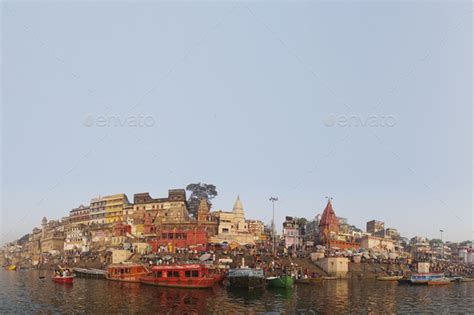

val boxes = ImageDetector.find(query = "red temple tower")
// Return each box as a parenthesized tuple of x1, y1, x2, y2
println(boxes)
(318, 198, 339, 251)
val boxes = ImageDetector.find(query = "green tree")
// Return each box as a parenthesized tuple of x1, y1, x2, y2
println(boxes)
(186, 183, 218, 217)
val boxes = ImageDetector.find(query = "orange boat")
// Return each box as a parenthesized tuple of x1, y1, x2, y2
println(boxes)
(106, 263, 151, 283)
(140, 264, 215, 289)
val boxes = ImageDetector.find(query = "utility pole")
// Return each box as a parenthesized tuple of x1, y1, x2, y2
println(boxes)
(269, 197, 279, 256)
(440, 229, 444, 259)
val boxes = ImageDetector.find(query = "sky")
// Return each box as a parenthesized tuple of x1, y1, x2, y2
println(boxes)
(1, 1, 472, 244)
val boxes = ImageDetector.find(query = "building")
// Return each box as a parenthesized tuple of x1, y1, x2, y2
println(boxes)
(367, 220, 385, 235)
(375, 227, 400, 240)
(318, 199, 340, 246)
(133, 189, 190, 225)
(247, 220, 265, 240)
(68, 204, 91, 226)
(104, 193, 131, 224)
(152, 229, 208, 252)
(360, 235, 396, 252)
(209, 196, 255, 245)
(195, 199, 218, 235)
(40, 217, 65, 253)
(283, 217, 303, 249)
(90, 196, 106, 224)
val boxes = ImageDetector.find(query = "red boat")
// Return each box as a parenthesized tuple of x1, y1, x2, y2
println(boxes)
(52, 276, 74, 284)
(140, 264, 215, 289)
(106, 263, 151, 283)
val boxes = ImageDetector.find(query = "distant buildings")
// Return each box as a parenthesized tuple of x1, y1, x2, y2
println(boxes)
(282, 217, 303, 249)
(366, 220, 385, 234)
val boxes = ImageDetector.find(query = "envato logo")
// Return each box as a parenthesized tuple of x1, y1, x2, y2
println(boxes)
(83, 113, 156, 128)
(324, 113, 397, 128)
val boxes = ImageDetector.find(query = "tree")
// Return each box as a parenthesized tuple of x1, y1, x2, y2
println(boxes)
(186, 183, 218, 217)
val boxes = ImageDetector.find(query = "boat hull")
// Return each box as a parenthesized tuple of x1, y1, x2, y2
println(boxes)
(377, 276, 403, 281)
(294, 278, 322, 284)
(267, 276, 294, 288)
(52, 276, 74, 284)
(6, 265, 16, 271)
(228, 268, 266, 289)
(140, 276, 215, 289)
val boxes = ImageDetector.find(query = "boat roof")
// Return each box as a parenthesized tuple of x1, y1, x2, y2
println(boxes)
(152, 264, 205, 271)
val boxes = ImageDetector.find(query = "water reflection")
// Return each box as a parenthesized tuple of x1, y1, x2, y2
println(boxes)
(1, 270, 474, 314)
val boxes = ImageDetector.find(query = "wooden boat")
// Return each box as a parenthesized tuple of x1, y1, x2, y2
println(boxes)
(205, 265, 226, 284)
(410, 273, 444, 285)
(267, 275, 294, 288)
(6, 265, 17, 271)
(377, 276, 403, 281)
(428, 278, 453, 286)
(140, 264, 215, 289)
(106, 263, 151, 283)
(397, 277, 412, 285)
(321, 276, 338, 280)
(73, 267, 107, 279)
(52, 275, 74, 284)
(227, 268, 265, 289)
(294, 278, 323, 284)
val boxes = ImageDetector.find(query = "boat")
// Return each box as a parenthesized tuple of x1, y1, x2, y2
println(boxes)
(227, 268, 265, 289)
(427, 278, 453, 286)
(204, 265, 226, 284)
(106, 263, 151, 283)
(294, 277, 323, 284)
(377, 276, 403, 281)
(6, 265, 17, 271)
(410, 273, 444, 285)
(266, 275, 294, 288)
(140, 264, 215, 289)
(73, 267, 107, 279)
(52, 275, 74, 284)
(397, 277, 412, 285)
(321, 276, 338, 280)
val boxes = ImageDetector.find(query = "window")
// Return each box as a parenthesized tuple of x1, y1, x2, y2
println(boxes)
(167, 271, 173, 277)
(161, 233, 167, 239)
(185, 271, 191, 277)
(191, 270, 199, 277)
(154, 271, 162, 277)
(173, 271, 180, 277)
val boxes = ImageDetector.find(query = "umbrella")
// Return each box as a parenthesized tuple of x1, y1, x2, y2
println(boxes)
(199, 253, 211, 261)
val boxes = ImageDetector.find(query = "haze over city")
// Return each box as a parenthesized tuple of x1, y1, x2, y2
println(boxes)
(1, 1, 472, 244)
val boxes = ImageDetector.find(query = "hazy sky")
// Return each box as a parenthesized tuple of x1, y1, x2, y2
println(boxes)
(1, 1, 472, 244)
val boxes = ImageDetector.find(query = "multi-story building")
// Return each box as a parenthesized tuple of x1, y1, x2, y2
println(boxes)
(283, 217, 302, 249)
(133, 189, 190, 225)
(360, 235, 397, 252)
(247, 220, 265, 240)
(104, 193, 131, 224)
(90, 196, 106, 224)
(68, 204, 91, 226)
(367, 220, 385, 235)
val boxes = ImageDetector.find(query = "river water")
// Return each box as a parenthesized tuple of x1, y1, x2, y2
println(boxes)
(1, 270, 473, 314)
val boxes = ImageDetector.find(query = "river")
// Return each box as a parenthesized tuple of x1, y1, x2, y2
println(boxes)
(1, 270, 473, 314)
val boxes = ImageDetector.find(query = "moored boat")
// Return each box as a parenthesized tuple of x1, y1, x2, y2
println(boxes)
(427, 278, 453, 286)
(106, 263, 151, 283)
(377, 276, 403, 281)
(6, 265, 17, 271)
(266, 275, 294, 288)
(73, 267, 107, 279)
(397, 277, 412, 285)
(227, 268, 265, 289)
(140, 264, 215, 289)
(410, 273, 444, 285)
(294, 278, 323, 284)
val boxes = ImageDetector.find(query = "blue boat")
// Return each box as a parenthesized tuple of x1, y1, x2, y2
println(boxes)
(410, 273, 444, 284)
